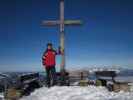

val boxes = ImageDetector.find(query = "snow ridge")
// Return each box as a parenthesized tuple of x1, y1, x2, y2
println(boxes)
(21, 86, 133, 100)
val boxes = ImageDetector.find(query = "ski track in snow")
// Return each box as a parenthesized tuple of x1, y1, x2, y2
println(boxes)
(21, 86, 133, 100)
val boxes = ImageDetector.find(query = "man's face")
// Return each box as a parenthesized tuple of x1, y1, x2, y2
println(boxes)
(47, 45, 52, 50)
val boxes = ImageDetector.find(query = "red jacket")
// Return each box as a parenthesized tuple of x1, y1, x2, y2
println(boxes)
(42, 49, 57, 67)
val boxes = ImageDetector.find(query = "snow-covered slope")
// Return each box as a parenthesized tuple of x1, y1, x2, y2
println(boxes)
(21, 86, 133, 100)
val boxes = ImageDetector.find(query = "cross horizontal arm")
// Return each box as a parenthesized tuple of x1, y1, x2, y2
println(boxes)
(41, 20, 82, 26)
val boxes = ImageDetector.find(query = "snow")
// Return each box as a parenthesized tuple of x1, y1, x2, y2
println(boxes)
(21, 86, 133, 100)
(0, 93, 4, 100)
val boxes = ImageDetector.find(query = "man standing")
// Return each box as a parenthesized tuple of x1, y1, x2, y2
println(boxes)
(42, 43, 61, 87)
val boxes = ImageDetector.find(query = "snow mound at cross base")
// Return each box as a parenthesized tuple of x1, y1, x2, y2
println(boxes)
(21, 86, 133, 100)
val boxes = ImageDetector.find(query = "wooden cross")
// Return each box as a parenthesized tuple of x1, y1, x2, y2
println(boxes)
(41, 0, 82, 73)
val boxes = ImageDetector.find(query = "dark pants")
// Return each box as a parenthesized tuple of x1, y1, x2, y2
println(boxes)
(45, 66, 57, 87)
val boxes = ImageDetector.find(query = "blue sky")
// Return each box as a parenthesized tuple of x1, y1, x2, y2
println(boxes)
(0, 0, 133, 71)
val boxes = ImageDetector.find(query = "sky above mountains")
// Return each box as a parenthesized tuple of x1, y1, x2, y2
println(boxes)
(0, 0, 133, 71)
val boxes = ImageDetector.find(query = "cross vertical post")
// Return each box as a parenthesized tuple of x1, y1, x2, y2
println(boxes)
(60, 0, 65, 72)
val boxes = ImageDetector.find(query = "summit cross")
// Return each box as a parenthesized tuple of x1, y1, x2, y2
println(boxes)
(41, 0, 82, 74)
